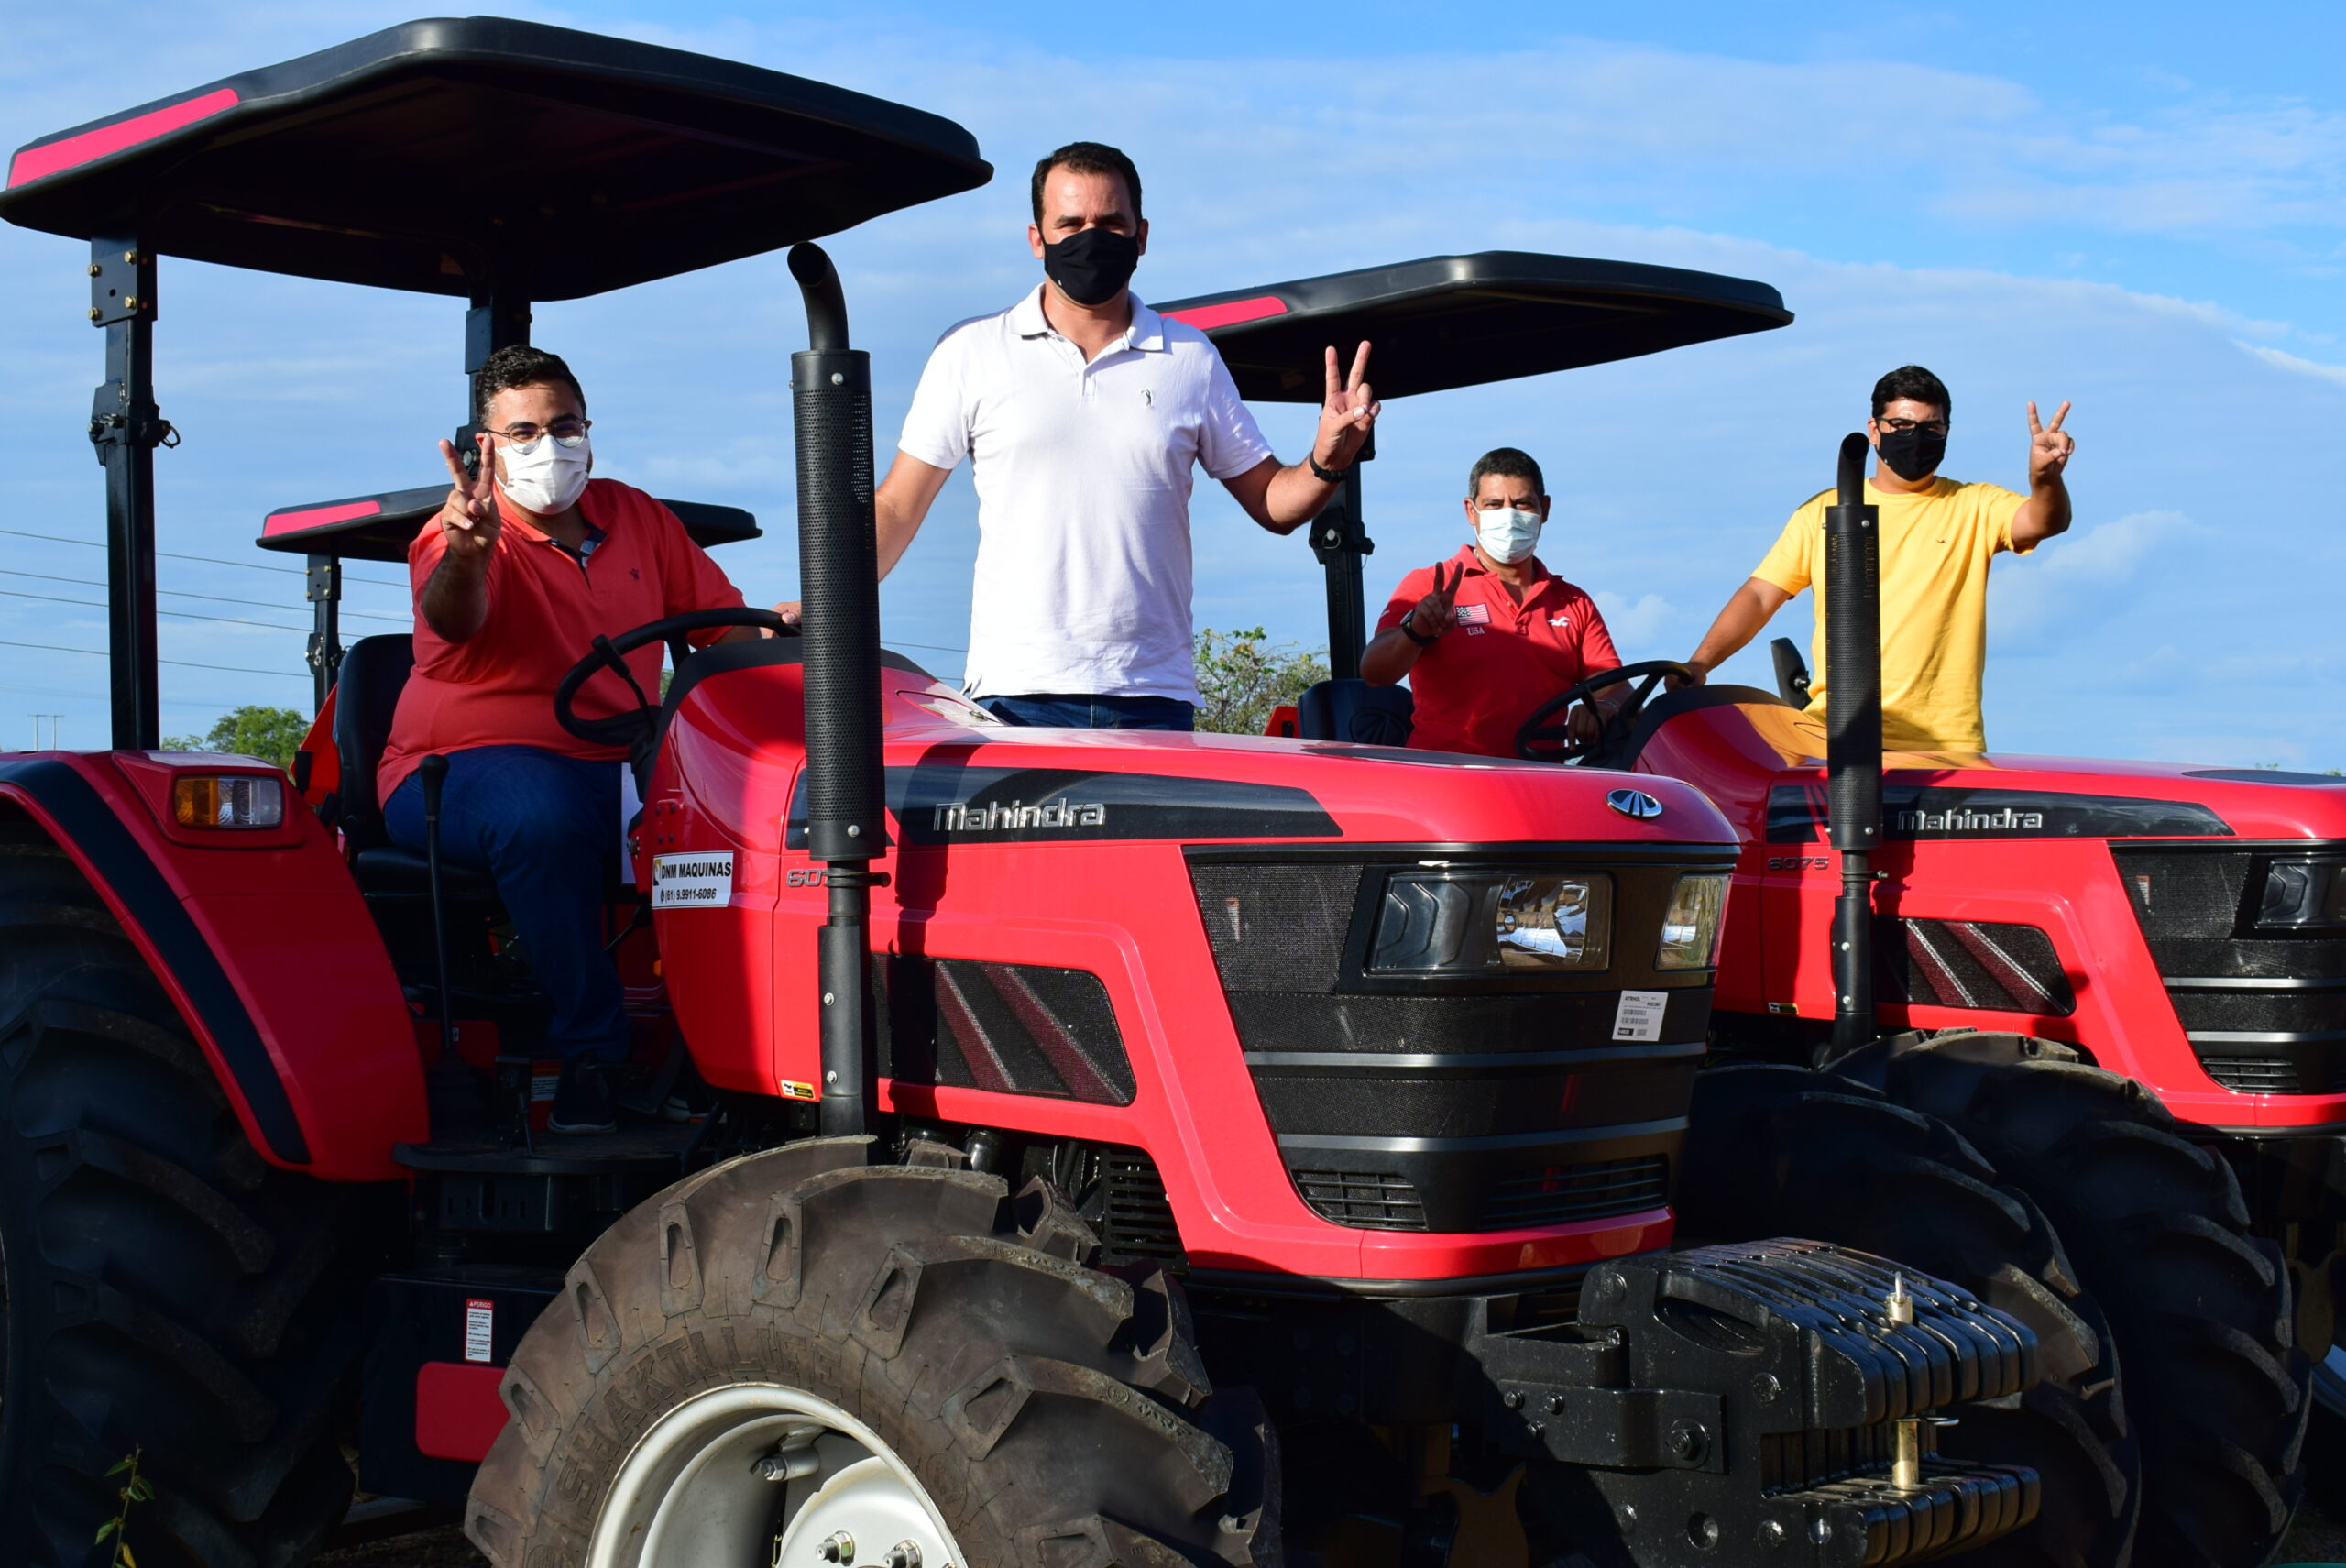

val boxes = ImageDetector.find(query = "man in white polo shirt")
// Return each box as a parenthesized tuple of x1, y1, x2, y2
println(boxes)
(870, 140, 1380, 729)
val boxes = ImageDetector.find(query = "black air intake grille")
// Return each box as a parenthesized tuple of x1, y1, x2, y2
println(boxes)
(1098, 1148, 1184, 1266)
(882, 958, 1134, 1104)
(1291, 1168, 1427, 1230)
(2111, 844, 2346, 1095)
(1878, 918, 2075, 1016)
(1479, 1155, 1670, 1229)
(2199, 1058, 2346, 1094)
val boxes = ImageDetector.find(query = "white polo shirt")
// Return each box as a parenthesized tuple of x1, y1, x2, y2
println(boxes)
(897, 284, 1275, 703)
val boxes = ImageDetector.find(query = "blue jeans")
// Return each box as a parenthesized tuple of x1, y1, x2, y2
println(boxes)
(981, 694, 1196, 731)
(386, 746, 629, 1064)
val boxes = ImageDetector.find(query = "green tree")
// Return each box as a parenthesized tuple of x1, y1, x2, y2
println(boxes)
(1193, 626, 1329, 736)
(162, 705, 309, 773)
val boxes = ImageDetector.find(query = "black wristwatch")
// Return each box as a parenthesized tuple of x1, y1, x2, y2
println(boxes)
(1308, 453, 1351, 484)
(1398, 616, 1440, 647)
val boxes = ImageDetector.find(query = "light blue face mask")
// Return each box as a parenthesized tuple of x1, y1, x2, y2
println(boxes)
(1476, 505, 1542, 565)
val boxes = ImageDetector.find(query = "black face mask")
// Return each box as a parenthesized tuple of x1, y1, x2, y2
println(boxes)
(1876, 425, 1947, 482)
(1042, 226, 1140, 307)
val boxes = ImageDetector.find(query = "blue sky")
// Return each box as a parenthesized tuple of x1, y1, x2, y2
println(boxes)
(1, 1, 2341, 764)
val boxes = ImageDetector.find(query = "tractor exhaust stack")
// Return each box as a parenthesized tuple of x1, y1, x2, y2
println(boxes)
(788, 242, 882, 1139)
(1825, 431, 1881, 1059)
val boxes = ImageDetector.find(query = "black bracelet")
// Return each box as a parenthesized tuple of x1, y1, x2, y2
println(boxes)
(1398, 617, 1440, 647)
(1309, 454, 1351, 484)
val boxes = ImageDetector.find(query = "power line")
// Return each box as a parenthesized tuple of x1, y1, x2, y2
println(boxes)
(0, 586, 317, 632)
(0, 528, 409, 588)
(0, 639, 306, 680)
(0, 566, 411, 624)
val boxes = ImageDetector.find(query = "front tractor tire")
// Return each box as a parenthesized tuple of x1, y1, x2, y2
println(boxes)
(1876, 1044, 2311, 1568)
(0, 828, 378, 1566)
(466, 1139, 1277, 1568)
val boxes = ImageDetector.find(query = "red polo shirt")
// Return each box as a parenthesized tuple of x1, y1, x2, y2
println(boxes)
(378, 478, 744, 804)
(1375, 545, 1621, 758)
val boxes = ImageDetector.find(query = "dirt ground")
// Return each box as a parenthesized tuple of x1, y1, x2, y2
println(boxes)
(315, 1503, 2346, 1566)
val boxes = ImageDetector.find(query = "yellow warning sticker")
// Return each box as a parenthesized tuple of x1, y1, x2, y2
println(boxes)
(780, 1080, 818, 1102)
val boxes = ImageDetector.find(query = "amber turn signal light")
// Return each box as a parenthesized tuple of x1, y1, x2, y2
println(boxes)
(170, 773, 286, 829)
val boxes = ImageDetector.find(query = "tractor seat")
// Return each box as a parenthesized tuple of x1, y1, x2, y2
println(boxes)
(331, 635, 500, 900)
(1297, 678, 1414, 745)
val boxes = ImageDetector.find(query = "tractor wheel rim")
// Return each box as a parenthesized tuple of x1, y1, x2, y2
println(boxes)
(590, 1383, 963, 1568)
(2317, 1344, 2346, 1417)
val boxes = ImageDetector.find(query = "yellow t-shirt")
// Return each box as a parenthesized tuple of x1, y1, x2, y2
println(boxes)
(1751, 477, 2029, 752)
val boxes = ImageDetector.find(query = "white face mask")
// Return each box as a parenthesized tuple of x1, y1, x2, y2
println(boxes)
(497, 433, 591, 515)
(1475, 505, 1542, 565)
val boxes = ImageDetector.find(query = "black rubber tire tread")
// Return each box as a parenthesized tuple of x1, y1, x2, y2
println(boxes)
(0, 825, 379, 1567)
(1672, 1063, 2140, 1568)
(466, 1139, 1277, 1568)
(1878, 1047, 2309, 1568)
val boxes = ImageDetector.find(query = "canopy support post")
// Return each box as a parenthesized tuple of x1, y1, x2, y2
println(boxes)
(305, 554, 342, 714)
(88, 235, 168, 751)
(1310, 431, 1375, 681)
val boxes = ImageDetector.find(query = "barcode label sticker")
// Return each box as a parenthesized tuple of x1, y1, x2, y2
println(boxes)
(464, 1298, 495, 1364)
(1612, 990, 1668, 1043)
(653, 852, 734, 909)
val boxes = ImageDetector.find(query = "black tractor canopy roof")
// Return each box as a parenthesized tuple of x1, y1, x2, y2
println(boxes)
(1157, 251, 1791, 401)
(0, 16, 991, 301)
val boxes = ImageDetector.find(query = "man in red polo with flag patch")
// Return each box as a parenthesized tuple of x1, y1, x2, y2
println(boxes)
(1362, 446, 1624, 757)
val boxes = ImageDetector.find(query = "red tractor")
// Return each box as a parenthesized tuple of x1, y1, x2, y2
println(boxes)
(1167, 260, 2330, 1566)
(0, 16, 2206, 1568)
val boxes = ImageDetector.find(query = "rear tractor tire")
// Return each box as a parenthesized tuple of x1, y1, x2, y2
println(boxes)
(1673, 1064, 2141, 1568)
(1872, 1042, 2310, 1568)
(0, 826, 380, 1567)
(466, 1137, 1278, 1568)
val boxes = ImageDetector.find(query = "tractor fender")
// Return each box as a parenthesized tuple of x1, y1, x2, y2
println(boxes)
(0, 752, 426, 1181)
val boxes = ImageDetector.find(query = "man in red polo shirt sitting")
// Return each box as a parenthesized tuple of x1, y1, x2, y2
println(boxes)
(378, 345, 757, 1133)
(1362, 447, 1624, 757)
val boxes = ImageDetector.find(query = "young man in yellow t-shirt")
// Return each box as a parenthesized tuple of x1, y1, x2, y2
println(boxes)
(1678, 364, 2076, 752)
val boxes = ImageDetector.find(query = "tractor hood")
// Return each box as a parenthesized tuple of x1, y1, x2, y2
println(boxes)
(655, 648, 1740, 852)
(1630, 691, 2346, 845)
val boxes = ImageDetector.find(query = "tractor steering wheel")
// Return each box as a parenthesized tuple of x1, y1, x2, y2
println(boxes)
(554, 607, 795, 761)
(1514, 660, 1695, 765)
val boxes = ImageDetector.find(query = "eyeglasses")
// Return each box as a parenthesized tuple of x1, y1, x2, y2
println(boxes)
(490, 417, 591, 449)
(1876, 417, 1948, 435)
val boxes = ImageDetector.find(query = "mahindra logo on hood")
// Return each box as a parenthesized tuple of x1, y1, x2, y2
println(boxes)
(934, 796, 1107, 832)
(1606, 788, 1664, 821)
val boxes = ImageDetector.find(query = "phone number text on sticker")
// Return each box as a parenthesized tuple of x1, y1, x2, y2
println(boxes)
(653, 852, 735, 909)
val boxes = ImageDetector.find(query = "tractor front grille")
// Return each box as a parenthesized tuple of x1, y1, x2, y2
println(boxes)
(1479, 1155, 1671, 1230)
(2112, 843, 2346, 1095)
(1189, 850, 1723, 1234)
(1291, 1168, 1427, 1230)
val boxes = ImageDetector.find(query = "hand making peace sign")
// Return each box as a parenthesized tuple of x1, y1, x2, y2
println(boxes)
(436, 433, 502, 564)
(2026, 400, 2075, 488)
(1406, 558, 1463, 641)
(1313, 341, 1381, 474)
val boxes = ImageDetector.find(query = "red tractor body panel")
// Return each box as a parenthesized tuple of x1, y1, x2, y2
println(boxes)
(0, 751, 426, 1180)
(645, 658, 1725, 1282)
(1633, 696, 2346, 1130)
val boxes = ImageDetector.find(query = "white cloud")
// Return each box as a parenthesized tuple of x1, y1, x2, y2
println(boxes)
(1591, 591, 1677, 648)
(2235, 340, 2346, 385)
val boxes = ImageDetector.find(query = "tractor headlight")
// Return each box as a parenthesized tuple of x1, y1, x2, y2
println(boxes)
(1369, 872, 1612, 974)
(171, 774, 285, 829)
(1657, 872, 1729, 970)
(2257, 858, 2346, 930)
